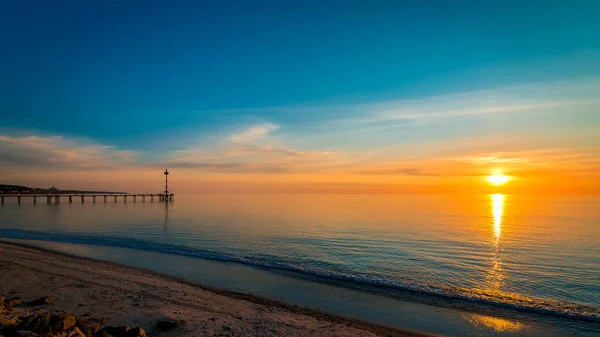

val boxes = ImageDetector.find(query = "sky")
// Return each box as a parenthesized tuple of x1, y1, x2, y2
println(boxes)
(1, 0, 599, 194)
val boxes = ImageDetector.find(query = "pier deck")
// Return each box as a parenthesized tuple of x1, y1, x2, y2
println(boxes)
(1, 193, 174, 204)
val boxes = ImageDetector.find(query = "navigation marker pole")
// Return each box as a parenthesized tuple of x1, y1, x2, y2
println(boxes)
(164, 169, 169, 203)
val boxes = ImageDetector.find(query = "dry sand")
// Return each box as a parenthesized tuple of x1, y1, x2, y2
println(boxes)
(0, 241, 430, 336)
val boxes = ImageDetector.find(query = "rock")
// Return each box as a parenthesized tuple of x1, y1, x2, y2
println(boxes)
(65, 326, 87, 337)
(124, 327, 145, 337)
(3, 297, 22, 307)
(18, 313, 51, 334)
(75, 317, 104, 335)
(0, 304, 13, 315)
(156, 319, 186, 330)
(93, 326, 144, 337)
(94, 326, 129, 337)
(49, 314, 77, 333)
(0, 315, 21, 329)
(29, 297, 54, 306)
(0, 298, 12, 315)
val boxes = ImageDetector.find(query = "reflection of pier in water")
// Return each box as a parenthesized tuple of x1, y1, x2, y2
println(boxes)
(163, 200, 171, 232)
(1, 193, 174, 205)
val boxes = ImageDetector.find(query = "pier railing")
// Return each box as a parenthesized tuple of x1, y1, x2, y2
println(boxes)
(0, 193, 174, 205)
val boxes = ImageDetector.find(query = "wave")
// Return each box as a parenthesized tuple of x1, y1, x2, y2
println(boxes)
(1, 229, 599, 323)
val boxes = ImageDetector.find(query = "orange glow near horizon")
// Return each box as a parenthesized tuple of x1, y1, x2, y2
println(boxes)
(3, 156, 600, 194)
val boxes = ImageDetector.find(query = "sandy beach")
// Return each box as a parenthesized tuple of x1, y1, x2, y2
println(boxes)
(0, 241, 429, 336)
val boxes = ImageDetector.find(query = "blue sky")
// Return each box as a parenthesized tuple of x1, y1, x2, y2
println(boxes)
(1, 1, 599, 192)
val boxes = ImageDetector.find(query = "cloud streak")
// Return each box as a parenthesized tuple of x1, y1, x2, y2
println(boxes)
(0, 135, 135, 169)
(231, 122, 279, 143)
(161, 123, 335, 173)
(208, 78, 600, 135)
(2, 77, 599, 193)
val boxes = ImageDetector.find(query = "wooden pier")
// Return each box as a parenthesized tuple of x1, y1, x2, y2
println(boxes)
(2, 169, 175, 205)
(1, 193, 174, 205)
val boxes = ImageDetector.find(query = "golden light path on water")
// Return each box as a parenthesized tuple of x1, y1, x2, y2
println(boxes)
(492, 194, 505, 241)
(465, 194, 527, 333)
(465, 313, 525, 333)
(486, 194, 506, 290)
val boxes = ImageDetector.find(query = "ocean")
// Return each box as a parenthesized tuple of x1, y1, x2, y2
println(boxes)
(1, 194, 599, 336)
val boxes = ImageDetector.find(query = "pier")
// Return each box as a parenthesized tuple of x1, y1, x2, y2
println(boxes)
(1, 169, 174, 205)
(1, 193, 174, 205)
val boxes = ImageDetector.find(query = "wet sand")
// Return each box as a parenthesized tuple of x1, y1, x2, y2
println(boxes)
(0, 241, 430, 336)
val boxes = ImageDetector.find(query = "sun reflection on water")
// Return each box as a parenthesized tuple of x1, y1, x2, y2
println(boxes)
(492, 194, 504, 241)
(486, 194, 506, 290)
(465, 313, 526, 333)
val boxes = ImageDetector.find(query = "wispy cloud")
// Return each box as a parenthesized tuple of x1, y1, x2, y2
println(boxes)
(0, 135, 135, 169)
(163, 123, 335, 173)
(2, 77, 600, 193)
(351, 99, 597, 125)
(207, 78, 600, 136)
(231, 122, 279, 143)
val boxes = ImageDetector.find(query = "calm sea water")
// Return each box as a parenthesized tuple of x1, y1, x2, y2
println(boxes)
(1, 194, 599, 333)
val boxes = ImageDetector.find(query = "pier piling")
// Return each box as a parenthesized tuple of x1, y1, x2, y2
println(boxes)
(2, 170, 173, 206)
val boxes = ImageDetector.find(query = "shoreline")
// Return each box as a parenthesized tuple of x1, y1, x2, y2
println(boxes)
(0, 240, 430, 336)
(2, 230, 597, 325)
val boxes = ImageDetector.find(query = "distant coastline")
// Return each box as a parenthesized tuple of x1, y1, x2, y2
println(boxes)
(0, 184, 125, 195)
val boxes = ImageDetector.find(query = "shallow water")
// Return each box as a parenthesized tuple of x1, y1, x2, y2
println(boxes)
(1, 194, 599, 335)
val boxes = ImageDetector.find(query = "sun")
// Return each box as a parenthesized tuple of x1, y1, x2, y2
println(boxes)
(487, 172, 510, 186)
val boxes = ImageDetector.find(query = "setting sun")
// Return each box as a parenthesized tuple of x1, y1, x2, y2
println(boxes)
(487, 172, 510, 186)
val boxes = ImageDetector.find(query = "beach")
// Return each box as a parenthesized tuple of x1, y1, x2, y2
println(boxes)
(0, 241, 428, 336)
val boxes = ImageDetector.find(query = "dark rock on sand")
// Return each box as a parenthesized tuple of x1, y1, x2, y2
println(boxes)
(65, 326, 87, 337)
(125, 327, 146, 337)
(1, 292, 148, 337)
(8, 313, 76, 336)
(3, 298, 22, 307)
(49, 314, 77, 333)
(0, 315, 21, 329)
(0, 304, 13, 315)
(0, 297, 13, 315)
(28, 297, 54, 306)
(76, 317, 105, 336)
(94, 326, 146, 337)
(156, 319, 186, 330)
(17, 313, 52, 333)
